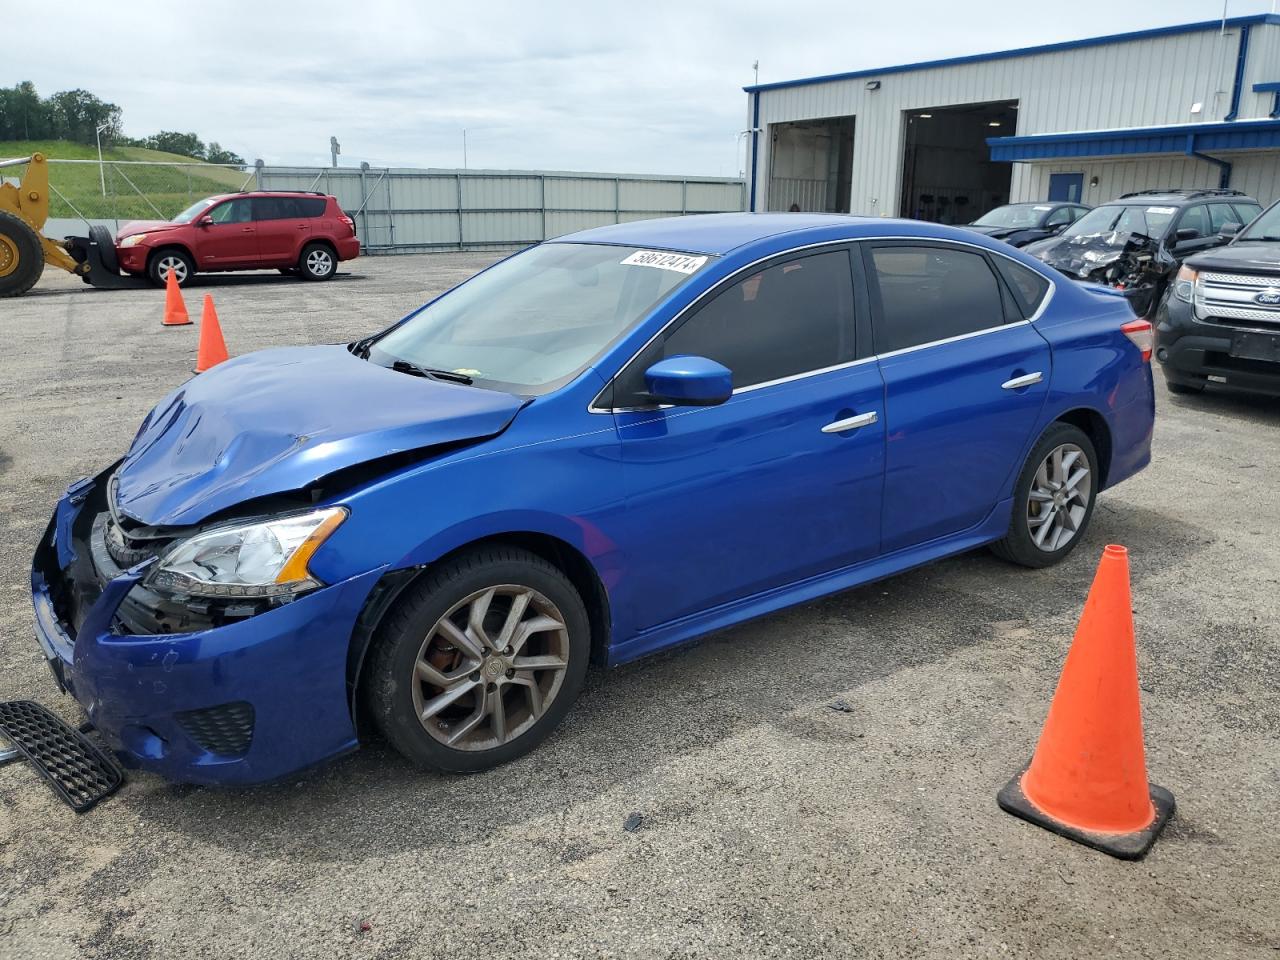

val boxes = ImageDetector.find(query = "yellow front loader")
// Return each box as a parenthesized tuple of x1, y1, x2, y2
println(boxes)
(0, 153, 95, 296)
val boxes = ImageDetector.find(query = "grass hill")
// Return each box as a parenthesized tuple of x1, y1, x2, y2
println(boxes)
(1, 139, 251, 220)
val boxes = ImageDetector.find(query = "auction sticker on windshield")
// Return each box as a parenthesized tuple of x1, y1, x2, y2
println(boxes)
(621, 250, 708, 274)
(1146, 207, 1177, 215)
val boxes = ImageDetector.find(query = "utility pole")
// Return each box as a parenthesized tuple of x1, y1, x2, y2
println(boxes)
(753, 60, 759, 87)
(330, 136, 341, 168)
(462, 129, 468, 170)
(95, 122, 111, 197)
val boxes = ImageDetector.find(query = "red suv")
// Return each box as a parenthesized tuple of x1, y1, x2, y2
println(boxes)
(114, 192, 360, 286)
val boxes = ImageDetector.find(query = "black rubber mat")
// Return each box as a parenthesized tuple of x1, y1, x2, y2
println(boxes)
(0, 701, 123, 812)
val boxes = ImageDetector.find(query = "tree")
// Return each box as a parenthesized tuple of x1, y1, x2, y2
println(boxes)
(0, 81, 52, 140)
(205, 142, 246, 166)
(141, 131, 207, 160)
(48, 89, 123, 145)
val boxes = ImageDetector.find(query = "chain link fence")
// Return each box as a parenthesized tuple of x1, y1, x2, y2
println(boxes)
(26, 158, 745, 251)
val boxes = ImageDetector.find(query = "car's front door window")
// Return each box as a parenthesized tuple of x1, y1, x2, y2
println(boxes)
(614, 249, 855, 404)
(208, 199, 253, 224)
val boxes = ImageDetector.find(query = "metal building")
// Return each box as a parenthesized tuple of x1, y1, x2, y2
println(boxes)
(744, 14, 1280, 221)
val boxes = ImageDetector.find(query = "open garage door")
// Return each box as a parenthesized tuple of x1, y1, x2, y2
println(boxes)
(767, 116, 855, 213)
(900, 101, 1017, 223)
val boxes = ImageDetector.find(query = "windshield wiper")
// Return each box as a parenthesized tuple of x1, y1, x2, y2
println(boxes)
(390, 359, 474, 385)
(350, 335, 378, 359)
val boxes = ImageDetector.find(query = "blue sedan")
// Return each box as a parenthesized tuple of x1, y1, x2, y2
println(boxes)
(31, 214, 1155, 784)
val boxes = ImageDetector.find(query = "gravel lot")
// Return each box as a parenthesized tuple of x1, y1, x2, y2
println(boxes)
(1, 256, 1278, 959)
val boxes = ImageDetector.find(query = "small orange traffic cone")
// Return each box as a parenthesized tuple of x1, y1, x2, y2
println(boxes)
(161, 269, 191, 326)
(193, 295, 229, 373)
(998, 544, 1174, 859)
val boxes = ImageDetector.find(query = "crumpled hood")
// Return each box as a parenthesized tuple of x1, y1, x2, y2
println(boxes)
(116, 219, 178, 239)
(1187, 242, 1280, 273)
(1030, 231, 1156, 281)
(114, 345, 526, 527)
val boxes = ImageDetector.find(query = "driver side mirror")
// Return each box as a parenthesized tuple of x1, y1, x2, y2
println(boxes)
(196, 215, 213, 228)
(643, 355, 733, 407)
(1218, 221, 1242, 239)
(1174, 227, 1200, 243)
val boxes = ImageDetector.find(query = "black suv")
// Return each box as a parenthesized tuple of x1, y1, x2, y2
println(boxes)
(1155, 198, 1280, 397)
(1025, 188, 1264, 318)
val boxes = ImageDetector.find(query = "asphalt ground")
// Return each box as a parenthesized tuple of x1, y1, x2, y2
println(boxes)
(1, 256, 1278, 959)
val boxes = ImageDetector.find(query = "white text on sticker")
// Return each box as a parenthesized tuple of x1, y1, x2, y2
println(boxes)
(621, 250, 708, 274)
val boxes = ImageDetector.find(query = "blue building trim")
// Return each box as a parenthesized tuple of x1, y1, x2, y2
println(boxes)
(1224, 23, 1252, 120)
(1253, 81, 1280, 118)
(748, 93, 760, 212)
(743, 15, 1280, 94)
(987, 119, 1280, 161)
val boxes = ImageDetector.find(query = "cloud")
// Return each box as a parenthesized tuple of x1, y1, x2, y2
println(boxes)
(6, 0, 1268, 177)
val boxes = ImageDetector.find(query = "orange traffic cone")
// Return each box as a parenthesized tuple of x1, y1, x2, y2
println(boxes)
(998, 544, 1174, 859)
(193, 295, 229, 373)
(161, 269, 191, 326)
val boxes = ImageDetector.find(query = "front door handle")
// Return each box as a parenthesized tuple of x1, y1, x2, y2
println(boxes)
(1001, 372, 1043, 390)
(822, 411, 878, 434)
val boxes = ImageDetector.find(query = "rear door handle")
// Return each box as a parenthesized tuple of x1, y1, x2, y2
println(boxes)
(1001, 372, 1043, 390)
(822, 411, 878, 434)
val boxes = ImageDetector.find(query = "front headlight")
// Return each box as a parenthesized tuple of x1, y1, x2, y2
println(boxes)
(119, 234, 148, 247)
(146, 507, 347, 598)
(1173, 264, 1198, 303)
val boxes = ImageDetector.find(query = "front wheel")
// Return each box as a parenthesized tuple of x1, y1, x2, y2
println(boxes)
(990, 423, 1098, 568)
(365, 546, 590, 773)
(148, 248, 194, 287)
(298, 243, 336, 281)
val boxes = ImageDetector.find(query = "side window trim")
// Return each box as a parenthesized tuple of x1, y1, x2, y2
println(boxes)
(590, 237, 1056, 413)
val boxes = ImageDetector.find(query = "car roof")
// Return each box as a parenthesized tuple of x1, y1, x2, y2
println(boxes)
(1104, 192, 1259, 206)
(203, 191, 331, 202)
(555, 212, 989, 256)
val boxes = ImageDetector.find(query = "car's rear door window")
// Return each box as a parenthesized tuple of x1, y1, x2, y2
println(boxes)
(253, 197, 301, 220)
(866, 244, 1007, 354)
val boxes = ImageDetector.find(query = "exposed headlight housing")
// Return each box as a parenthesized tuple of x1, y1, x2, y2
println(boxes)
(119, 234, 149, 248)
(146, 507, 347, 598)
(1173, 264, 1198, 303)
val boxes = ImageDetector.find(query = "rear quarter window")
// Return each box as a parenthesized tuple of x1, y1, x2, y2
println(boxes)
(297, 197, 327, 217)
(994, 258, 1052, 317)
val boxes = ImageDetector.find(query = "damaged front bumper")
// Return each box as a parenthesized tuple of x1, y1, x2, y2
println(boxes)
(30, 469, 384, 786)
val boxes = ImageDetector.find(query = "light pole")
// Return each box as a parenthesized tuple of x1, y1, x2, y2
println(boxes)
(95, 122, 111, 197)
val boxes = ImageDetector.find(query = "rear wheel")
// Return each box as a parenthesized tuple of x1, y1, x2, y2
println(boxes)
(0, 210, 44, 298)
(365, 546, 590, 773)
(298, 242, 336, 281)
(990, 423, 1098, 568)
(148, 248, 194, 287)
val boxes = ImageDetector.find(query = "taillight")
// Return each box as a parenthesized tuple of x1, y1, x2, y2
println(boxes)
(340, 215, 356, 236)
(1121, 318, 1153, 362)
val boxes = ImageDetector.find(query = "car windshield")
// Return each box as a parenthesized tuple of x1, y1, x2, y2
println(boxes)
(1235, 201, 1280, 241)
(1060, 203, 1175, 243)
(172, 198, 217, 223)
(973, 204, 1048, 228)
(368, 243, 712, 394)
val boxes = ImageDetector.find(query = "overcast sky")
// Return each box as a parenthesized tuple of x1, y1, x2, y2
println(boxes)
(8, 0, 1275, 175)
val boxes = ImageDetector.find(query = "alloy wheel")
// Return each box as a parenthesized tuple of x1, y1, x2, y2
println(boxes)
(410, 585, 570, 751)
(1027, 442, 1092, 552)
(306, 249, 333, 276)
(157, 254, 188, 283)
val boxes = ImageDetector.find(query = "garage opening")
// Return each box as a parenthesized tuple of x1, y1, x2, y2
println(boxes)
(899, 101, 1018, 223)
(766, 116, 855, 213)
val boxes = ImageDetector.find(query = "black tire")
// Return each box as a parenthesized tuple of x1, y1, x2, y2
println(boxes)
(990, 422, 1099, 569)
(147, 247, 194, 287)
(365, 545, 590, 773)
(88, 224, 119, 275)
(0, 210, 44, 298)
(298, 242, 337, 281)
(1164, 376, 1205, 395)
(277, 267, 298, 276)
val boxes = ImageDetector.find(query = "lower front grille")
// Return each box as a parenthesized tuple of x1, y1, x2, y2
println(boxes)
(175, 702, 255, 757)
